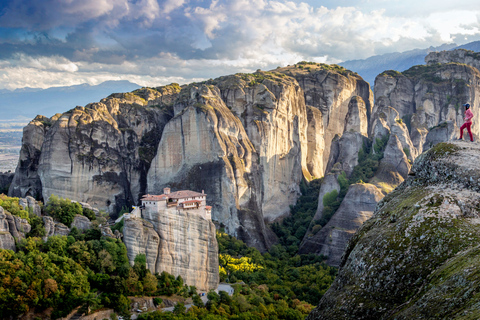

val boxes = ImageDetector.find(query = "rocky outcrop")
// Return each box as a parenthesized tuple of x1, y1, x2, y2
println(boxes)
(299, 183, 383, 266)
(373, 134, 411, 186)
(43, 216, 71, 240)
(0, 207, 16, 251)
(278, 63, 373, 168)
(306, 106, 325, 178)
(8, 63, 376, 250)
(325, 132, 368, 178)
(19, 196, 42, 217)
(425, 48, 480, 72)
(0, 206, 32, 251)
(9, 115, 55, 199)
(71, 215, 92, 231)
(307, 141, 480, 319)
(123, 207, 219, 291)
(10, 86, 178, 213)
(423, 121, 458, 150)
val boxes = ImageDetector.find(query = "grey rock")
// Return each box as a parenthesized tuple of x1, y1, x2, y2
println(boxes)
(71, 215, 92, 231)
(325, 132, 368, 178)
(374, 134, 411, 187)
(0, 207, 16, 251)
(54, 223, 70, 236)
(301, 183, 383, 266)
(124, 204, 220, 291)
(344, 96, 368, 136)
(19, 196, 42, 217)
(423, 121, 458, 150)
(43, 216, 55, 240)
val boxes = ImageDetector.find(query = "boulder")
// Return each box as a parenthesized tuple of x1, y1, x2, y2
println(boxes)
(71, 215, 92, 231)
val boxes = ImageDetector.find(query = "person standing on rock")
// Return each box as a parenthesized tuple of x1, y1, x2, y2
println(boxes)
(459, 103, 474, 142)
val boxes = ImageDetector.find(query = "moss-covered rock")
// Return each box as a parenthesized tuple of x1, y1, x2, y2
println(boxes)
(307, 140, 480, 319)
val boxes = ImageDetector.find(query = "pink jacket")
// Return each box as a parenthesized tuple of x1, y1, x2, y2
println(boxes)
(465, 109, 474, 123)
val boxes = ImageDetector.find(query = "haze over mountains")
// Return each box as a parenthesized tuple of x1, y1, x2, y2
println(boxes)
(0, 80, 141, 121)
(340, 41, 480, 86)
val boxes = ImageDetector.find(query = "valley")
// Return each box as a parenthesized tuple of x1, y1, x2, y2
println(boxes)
(2, 47, 480, 319)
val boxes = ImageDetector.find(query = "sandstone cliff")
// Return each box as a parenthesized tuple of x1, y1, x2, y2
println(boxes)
(10, 64, 373, 251)
(9, 86, 178, 213)
(123, 208, 219, 291)
(307, 141, 480, 319)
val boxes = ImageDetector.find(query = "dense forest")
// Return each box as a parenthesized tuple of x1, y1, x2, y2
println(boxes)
(0, 182, 337, 320)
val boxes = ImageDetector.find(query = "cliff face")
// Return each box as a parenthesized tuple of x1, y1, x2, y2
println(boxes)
(374, 62, 480, 155)
(277, 64, 373, 171)
(10, 64, 371, 251)
(425, 48, 480, 71)
(10, 86, 178, 213)
(307, 141, 480, 319)
(123, 208, 219, 291)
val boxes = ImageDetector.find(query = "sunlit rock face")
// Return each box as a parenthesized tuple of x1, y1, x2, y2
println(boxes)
(123, 206, 219, 291)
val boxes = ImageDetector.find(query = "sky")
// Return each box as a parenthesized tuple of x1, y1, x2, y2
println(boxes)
(0, 0, 479, 90)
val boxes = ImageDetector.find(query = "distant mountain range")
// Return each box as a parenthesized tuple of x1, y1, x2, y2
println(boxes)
(339, 41, 480, 87)
(0, 80, 141, 121)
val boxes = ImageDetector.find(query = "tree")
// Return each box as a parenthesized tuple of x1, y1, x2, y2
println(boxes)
(142, 271, 158, 294)
(193, 294, 204, 308)
(173, 302, 186, 315)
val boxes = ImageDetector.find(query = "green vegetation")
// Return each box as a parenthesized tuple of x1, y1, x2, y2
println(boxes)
(137, 232, 336, 320)
(0, 195, 198, 319)
(45, 195, 83, 227)
(272, 179, 322, 252)
(0, 194, 30, 221)
(349, 134, 389, 185)
(379, 70, 403, 77)
(294, 62, 353, 76)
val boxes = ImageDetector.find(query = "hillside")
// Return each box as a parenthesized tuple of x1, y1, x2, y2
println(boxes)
(307, 141, 480, 319)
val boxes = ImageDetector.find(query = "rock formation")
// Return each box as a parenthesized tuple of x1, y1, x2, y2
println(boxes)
(123, 206, 219, 291)
(299, 183, 383, 266)
(43, 216, 72, 240)
(0, 207, 16, 251)
(9, 56, 478, 254)
(374, 61, 480, 155)
(19, 196, 42, 217)
(425, 48, 480, 72)
(71, 215, 92, 231)
(10, 86, 178, 214)
(307, 141, 480, 319)
(0, 206, 31, 251)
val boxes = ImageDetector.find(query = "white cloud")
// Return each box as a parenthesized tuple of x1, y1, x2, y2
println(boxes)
(1, 0, 480, 90)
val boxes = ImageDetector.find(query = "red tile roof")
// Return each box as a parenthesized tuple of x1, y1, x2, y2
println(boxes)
(141, 190, 206, 202)
(205, 206, 212, 209)
(167, 190, 206, 199)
